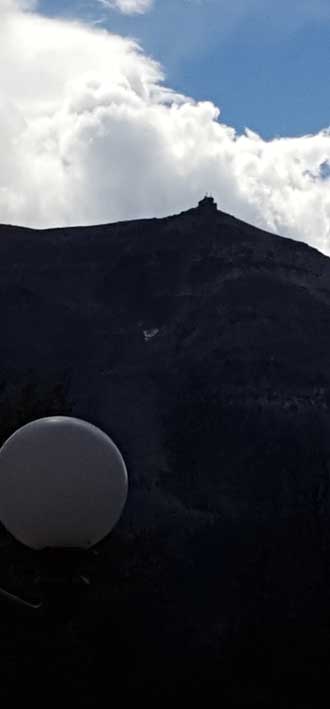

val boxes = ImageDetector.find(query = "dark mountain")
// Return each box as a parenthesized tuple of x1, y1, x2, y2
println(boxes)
(1, 197, 330, 705)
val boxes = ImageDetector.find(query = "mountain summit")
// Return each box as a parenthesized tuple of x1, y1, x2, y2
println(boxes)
(0, 203, 330, 704)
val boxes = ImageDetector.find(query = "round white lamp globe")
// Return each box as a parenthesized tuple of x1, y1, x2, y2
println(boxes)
(0, 416, 128, 550)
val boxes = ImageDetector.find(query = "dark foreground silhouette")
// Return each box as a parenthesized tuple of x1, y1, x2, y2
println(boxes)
(0, 200, 330, 705)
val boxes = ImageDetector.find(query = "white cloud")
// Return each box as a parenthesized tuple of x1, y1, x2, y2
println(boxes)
(97, 0, 153, 15)
(0, 1, 330, 255)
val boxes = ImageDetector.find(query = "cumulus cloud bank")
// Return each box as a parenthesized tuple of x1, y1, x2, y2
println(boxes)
(0, 1, 330, 253)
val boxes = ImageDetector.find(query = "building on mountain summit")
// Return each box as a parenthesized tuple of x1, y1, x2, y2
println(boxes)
(197, 195, 218, 212)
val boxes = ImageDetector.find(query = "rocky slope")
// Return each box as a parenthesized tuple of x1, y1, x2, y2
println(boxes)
(0, 200, 330, 704)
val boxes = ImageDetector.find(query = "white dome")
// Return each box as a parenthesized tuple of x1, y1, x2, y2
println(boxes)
(0, 416, 128, 550)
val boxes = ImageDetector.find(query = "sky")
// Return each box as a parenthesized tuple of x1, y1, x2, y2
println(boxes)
(0, 0, 330, 253)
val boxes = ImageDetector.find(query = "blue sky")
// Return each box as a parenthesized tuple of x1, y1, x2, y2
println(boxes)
(40, 0, 330, 139)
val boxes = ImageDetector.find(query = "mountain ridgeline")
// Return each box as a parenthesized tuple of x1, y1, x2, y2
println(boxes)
(1, 198, 330, 704)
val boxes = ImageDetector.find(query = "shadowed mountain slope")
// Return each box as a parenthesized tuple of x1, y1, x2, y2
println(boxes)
(0, 201, 330, 704)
